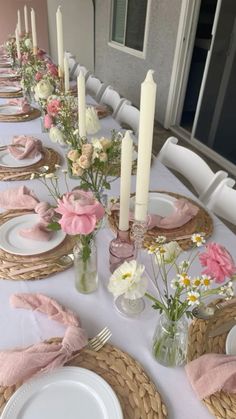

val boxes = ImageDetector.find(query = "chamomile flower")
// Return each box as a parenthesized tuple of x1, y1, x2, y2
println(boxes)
(187, 291, 200, 306)
(45, 173, 55, 179)
(191, 233, 206, 247)
(219, 281, 234, 299)
(30, 173, 35, 180)
(201, 275, 212, 290)
(178, 273, 192, 288)
(171, 278, 180, 289)
(178, 260, 190, 273)
(155, 236, 166, 244)
(192, 276, 201, 288)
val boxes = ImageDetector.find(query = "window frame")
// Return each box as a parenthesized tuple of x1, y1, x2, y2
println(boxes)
(108, 0, 151, 59)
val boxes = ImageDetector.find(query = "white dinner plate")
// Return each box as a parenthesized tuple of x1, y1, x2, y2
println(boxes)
(0, 105, 24, 115)
(0, 85, 21, 93)
(1, 367, 123, 419)
(0, 148, 42, 168)
(0, 214, 66, 256)
(225, 325, 236, 355)
(0, 71, 17, 78)
(130, 192, 177, 217)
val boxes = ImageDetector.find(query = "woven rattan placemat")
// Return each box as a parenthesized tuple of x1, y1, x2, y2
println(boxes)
(0, 90, 23, 98)
(0, 107, 41, 122)
(108, 191, 213, 251)
(187, 298, 236, 418)
(0, 147, 61, 181)
(0, 341, 168, 418)
(0, 210, 77, 280)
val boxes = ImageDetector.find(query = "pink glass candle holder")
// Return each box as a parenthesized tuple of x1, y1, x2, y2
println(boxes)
(109, 229, 135, 273)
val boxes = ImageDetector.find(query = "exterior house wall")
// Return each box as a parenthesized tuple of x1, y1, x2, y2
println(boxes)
(95, 0, 182, 124)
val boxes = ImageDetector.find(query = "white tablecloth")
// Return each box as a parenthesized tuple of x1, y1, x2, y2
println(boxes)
(0, 97, 235, 419)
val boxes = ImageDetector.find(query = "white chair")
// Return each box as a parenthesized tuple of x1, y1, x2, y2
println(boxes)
(158, 137, 228, 204)
(99, 86, 129, 117)
(115, 102, 139, 135)
(72, 64, 91, 81)
(64, 52, 77, 78)
(206, 178, 236, 224)
(85, 75, 108, 102)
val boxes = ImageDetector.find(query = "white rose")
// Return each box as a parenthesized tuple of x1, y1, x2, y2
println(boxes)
(49, 127, 65, 145)
(24, 38, 32, 49)
(85, 107, 101, 135)
(156, 241, 182, 265)
(35, 80, 53, 100)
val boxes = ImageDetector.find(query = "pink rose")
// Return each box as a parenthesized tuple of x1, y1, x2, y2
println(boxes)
(44, 114, 53, 129)
(55, 190, 105, 235)
(199, 243, 236, 283)
(47, 63, 58, 77)
(35, 72, 43, 82)
(47, 99, 61, 116)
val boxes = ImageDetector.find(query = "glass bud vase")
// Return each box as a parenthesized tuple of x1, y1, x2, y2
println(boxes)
(73, 240, 98, 294)
(115, 294, 145, 316)
(152, 313, 188, 367)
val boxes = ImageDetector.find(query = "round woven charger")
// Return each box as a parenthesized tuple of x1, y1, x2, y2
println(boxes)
(0, 107, 41, 122)
(108, 191, 213, 251)
(0, 90, 23, 98)
(0, 210, 77, 280)
(187, 298, 236, 418)
(0, 147, 61, 181)
(0, 341, 168, 418)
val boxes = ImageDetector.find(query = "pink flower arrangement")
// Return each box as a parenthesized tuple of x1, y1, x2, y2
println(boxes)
(199, 242, 236, 283)
(55, 190, 105, 235)
(44, 114, 53, 129)
(46, 63, 58, 77)
(35, 71, 43, 82)
(47, 99, 61, 116)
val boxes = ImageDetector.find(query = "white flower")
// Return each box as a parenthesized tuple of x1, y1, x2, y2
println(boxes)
(178, 260, 190, 273)
(171, 278, 179, 289)
(92, 138, 103, 151)
(192, 276, 201, 288)
(187, 291, 200, 306)
(108, 260, 148, 300)
(35, 79, 53, 100)
(155, 236, 166, 244)
(219, 281, 234, 299)
(49, 127, 65, 145)
(178, 273, 192, 288)
(155, 241, 182, 265)
(191, 233, 206, 247)
(30, 173, 35, 180)
(24, 38, 32, 49)
(45, 173, 55, 179)
(86, 107, 101, 135)
(201, 275, 212, 290)
(54, 164, 61, 169)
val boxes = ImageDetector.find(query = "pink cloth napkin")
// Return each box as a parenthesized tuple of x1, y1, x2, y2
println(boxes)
(95, 104, 112, 119)
(0, 80, 21, 87)
(112, 198, 199, 230)
(185, 353, 236, 399)
(7, 135, 43, 160)
(0, 293, 88, 386)
(7, 98, 31, 113)
(0, 186, 54, 241)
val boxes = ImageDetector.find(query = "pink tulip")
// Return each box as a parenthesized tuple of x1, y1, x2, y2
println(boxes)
(47, 99, 61, 116)
(44, 114, 53, 129)
(199, 243, 236, 283)
(55, 190, 105, 235)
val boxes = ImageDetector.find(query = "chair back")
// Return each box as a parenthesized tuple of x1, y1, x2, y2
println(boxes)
(99, 86, 127, 117)
(158, 137, 228, 203)
(86, 75, 108, 102)
(115, 102, 139, 135)
(206, 178, 236, 224)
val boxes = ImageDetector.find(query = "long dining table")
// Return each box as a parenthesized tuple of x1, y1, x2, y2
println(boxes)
(0, 96, 235, 419)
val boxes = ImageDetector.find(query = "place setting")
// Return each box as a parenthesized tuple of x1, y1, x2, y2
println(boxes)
(0, 81, 23, 98)
(0, 135, 61, 181)
(0, 99, 41, 122)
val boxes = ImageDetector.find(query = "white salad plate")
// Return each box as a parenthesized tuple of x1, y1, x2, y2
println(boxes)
(1, 367, 123, 419)
(0, 214, 66, 256)
(130, 192, 177, 217)
(0, 149, 42, 168)
(225, 325, 236, 355)
(0, 85, 21, 93)
(0, 105, 24, 115)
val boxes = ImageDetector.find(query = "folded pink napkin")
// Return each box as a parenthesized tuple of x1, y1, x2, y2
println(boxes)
(95, 104, 112, 119)
(0, 293, 88, 386)
(7, 98, 31, 113)
(112, 198, 199, 230)
(7, 135, 43, 160)
(0, 80, 21, 88)
(185, 353, 236, 399)
(0, 186, 54, 241)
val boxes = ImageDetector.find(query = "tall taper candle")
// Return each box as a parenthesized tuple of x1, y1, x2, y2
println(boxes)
(135, 70, 157, 222)
(15, 26, 21, 60)
(17, 10, 22, 36)
(77, 72, 86, 138)
(119, 131, 133, 231)
(24, 5, 29, 34)
(56, 6, 64, 77)
(30, 8, 37, 55)
(64, 55, 69, 93)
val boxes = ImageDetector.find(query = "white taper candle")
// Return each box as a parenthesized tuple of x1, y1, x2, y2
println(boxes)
(56, 6, 64, 77)
(135, 70, 157, 222)
(77, 71, 86, 138)
(17, 10, 22, 36)
(24, 5, 29, 34)
(119, 131, 133, 231)
(30, 8, 37, 54)
(64, 55, 70, 93)
(15, 26, 21, 60)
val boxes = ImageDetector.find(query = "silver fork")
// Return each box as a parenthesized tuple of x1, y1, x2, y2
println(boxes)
(88, 327, 112, 351)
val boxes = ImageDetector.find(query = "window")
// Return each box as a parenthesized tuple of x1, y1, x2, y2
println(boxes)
(110, 0, 150, 57)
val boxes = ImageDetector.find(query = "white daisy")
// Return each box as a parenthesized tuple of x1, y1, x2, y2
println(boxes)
(178, 273, 192, 288)
(191, 233, 206, 247)
(187, 291, 200, 306)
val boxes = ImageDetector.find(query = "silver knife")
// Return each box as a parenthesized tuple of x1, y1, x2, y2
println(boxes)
(208, 317, 236, 337)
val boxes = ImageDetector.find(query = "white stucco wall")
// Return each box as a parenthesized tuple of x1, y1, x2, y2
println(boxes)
(47, 0, 94, 71)
(94, 0, 182, 124)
